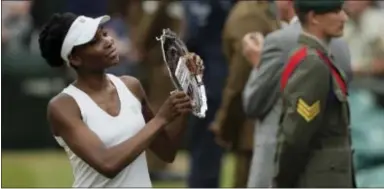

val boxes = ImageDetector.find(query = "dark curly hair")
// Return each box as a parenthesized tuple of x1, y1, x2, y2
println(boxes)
(38, 12, 78, 67)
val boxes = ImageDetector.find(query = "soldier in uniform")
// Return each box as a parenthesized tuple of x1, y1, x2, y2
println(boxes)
(272, 0, 355, 187)
(209, 1, 280, 187)
(135, 0, 185, 180)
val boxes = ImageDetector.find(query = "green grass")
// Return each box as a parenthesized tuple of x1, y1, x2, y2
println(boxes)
(2, 150, 235, 188)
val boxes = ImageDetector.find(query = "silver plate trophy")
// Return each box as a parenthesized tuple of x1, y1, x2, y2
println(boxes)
(157, 28, 207, 118)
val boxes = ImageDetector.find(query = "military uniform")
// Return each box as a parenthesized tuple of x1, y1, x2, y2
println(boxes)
(273, 1, 354, 187)
(135, 0, 184, 174)
(274, 32, 354, 188)
(218, 1, 280, 187)
(136, 0, 183, 111)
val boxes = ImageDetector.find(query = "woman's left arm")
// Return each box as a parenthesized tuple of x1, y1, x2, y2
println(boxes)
(120, 76, 189, 163)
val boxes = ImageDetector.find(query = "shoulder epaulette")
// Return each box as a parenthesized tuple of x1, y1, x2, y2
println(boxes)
(280, 47, 347, 95)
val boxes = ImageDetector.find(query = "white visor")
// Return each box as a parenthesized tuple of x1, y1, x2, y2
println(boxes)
(60, 15, 110, 64)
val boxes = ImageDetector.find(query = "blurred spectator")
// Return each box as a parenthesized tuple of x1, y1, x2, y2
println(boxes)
(64, 0, 107, 18)
(182, 0, 235, 187)
(275, 0, 296, 28)
(28, 0, 64, 54)
(343, 0, 384, 187)
(379, 1, 384, 9)
(134, 0, 186, 181)
(103, 0, 143, 77)
(2, 1, 70, 150)
(29, 0, 73, 82)
(210, 1, 280, 187)
(30, 0, 65, 30)
(2, 1, 33, 52)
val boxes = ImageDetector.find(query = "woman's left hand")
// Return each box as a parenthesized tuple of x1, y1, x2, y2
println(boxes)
(184, 52, 204, 76)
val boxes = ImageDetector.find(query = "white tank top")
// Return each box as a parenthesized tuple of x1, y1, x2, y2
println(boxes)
(54, 74, 152, 187)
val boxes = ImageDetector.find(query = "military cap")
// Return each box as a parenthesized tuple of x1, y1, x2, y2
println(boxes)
(294, 0, 344, 14)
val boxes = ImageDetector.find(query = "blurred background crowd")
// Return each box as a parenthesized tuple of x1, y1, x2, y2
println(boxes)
(2, 0, 384, 187)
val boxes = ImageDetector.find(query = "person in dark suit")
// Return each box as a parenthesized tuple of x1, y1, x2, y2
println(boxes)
(210, 1, 280, 187)
(181, 0, 235, 187)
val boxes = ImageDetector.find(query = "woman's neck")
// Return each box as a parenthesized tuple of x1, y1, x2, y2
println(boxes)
(75, 72, 109, 92)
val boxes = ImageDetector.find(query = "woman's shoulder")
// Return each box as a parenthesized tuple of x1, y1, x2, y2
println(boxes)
(48, 92, 81, 117)
(118, 75, 145, 102)
(48, 92, 82, 135)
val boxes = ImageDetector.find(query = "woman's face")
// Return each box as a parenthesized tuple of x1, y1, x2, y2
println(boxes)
(70, 27, 119, 71)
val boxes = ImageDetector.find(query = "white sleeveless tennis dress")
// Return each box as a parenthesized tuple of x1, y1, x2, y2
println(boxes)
(54, 74, 152, 187)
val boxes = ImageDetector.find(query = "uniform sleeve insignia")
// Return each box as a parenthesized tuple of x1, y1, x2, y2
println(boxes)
(296, 98, 320, 122)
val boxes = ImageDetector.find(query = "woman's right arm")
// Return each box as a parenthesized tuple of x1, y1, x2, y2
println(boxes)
(47, 94, 168, 179)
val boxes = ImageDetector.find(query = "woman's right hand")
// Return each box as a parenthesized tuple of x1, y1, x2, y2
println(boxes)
(155, 91, 192, 124)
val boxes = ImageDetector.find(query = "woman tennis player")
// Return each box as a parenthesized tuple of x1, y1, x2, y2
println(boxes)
(38, 12, 197, 187)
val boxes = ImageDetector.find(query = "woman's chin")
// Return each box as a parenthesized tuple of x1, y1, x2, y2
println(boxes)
(109, 56, 120, 66)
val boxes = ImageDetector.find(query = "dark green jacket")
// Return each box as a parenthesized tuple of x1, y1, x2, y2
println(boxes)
(273, 33, 354, 188)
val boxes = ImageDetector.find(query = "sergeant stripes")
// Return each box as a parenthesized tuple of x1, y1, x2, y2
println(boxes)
(296, 98, 320, 122)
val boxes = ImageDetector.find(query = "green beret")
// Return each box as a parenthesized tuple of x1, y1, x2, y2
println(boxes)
(294, 0, 344, 14)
